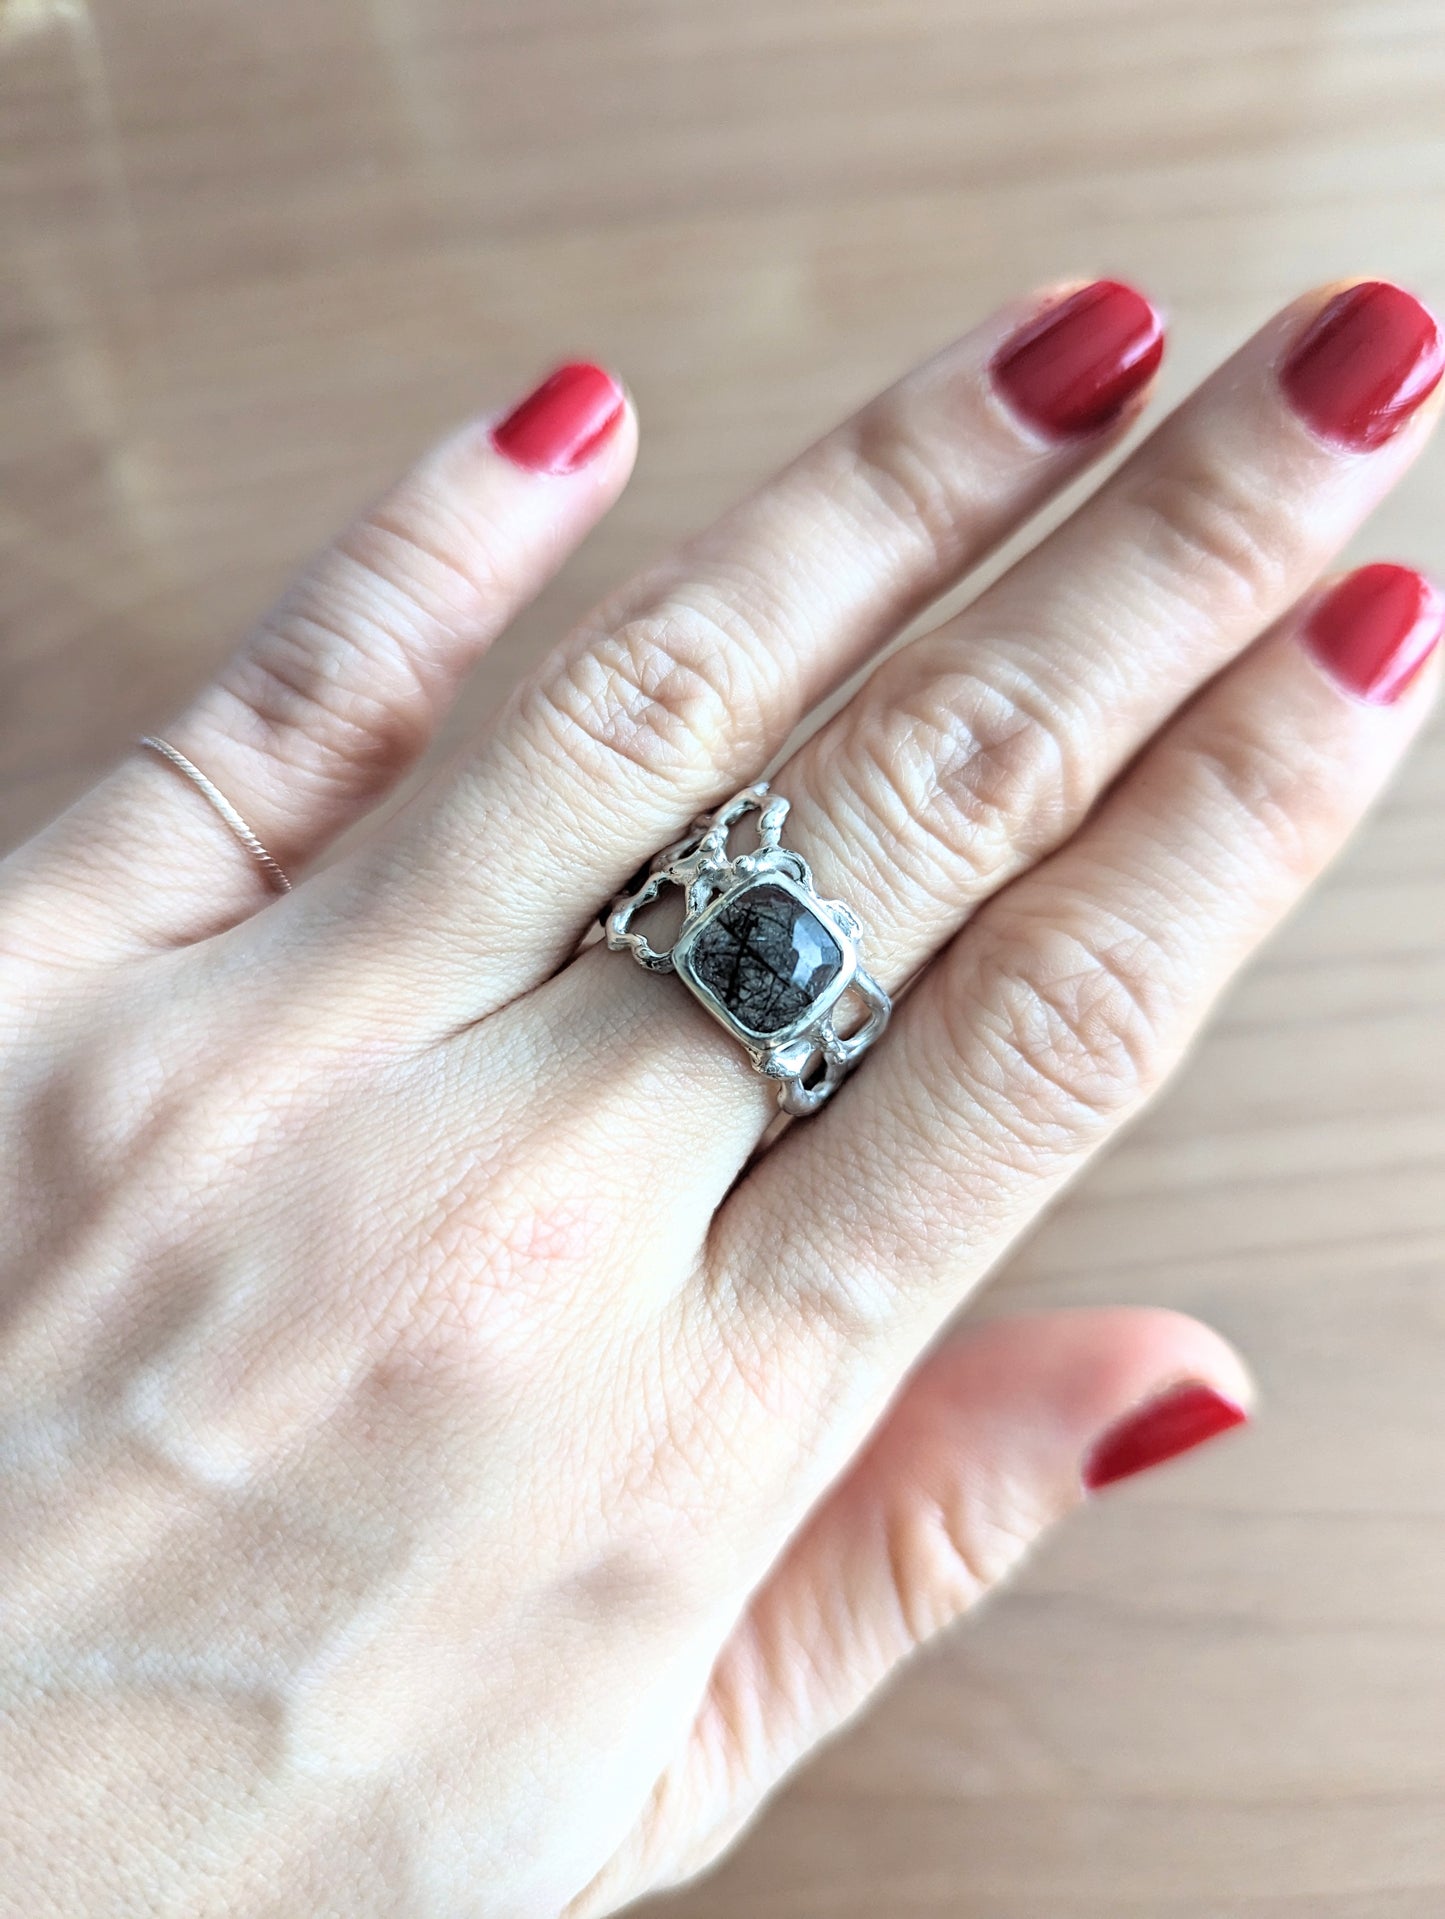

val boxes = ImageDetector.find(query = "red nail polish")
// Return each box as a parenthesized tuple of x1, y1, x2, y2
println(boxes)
(491, 362, 626, 475)
(1302, 562, 1445, 706)
(991, 280, 1165, 440)
(1279, 282, 1444, 451)
(1083, 1382, 1248, 1493)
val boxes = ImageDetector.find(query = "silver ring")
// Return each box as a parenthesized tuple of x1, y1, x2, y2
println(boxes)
(605, 782, 890, 1116)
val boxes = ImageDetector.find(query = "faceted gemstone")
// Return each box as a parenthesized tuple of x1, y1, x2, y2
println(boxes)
(687, 882, 842, 1037)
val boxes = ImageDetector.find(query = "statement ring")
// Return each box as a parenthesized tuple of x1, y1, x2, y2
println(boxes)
(605, 783, 891, 1116)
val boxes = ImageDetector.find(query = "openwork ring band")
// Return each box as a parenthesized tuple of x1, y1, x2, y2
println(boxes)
(605, 783, 891, 1116)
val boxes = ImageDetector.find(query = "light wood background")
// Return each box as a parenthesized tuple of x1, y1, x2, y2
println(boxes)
(3, 2, 1445, 1913)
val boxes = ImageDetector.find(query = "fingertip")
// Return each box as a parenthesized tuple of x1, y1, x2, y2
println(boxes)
(1083, 1379, 1250, 1493)
(922, 1305, 1253, 1504)
(1093, 1304, 1256, 1411)
(936, 1304, 1253, 1425)
(1276, 279, 1445, 453)
(489, 360, 632, 477)
(989, 277, 1167, 442)
(1064, 1307, 1254, 1495)
(1297, 560, 1445, 708)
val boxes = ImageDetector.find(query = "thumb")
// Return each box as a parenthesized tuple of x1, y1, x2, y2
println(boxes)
(613, 1306, 1253, 1900)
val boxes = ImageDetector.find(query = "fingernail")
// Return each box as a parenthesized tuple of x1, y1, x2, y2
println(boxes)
(1083, 1382, 1248, 1493)
(491, 362, 626, 474)
(1279, 282, 1444, 451)
(1302, 562, 1445, 706)
(991, 280, 1165, 440)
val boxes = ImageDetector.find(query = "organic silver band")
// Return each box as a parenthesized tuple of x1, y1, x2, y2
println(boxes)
(138, 737, 292, 894)
(605, 782, 890, 1116)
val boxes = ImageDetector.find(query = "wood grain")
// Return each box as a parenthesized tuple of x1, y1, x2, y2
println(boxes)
(3, 2, 1444, 1912)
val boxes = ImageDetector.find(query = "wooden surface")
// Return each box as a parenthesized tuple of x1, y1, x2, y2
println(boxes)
(4, 2, 1445, 1912)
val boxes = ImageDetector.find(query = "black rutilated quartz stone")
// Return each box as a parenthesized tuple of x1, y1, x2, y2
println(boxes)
(688, 882, 842, 1037)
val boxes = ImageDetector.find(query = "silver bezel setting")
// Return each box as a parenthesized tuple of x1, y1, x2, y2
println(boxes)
(604, 782, 891, 1116)
(672, 870, 857, 1049)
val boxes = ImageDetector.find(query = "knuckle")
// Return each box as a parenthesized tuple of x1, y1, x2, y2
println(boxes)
(835, 410, 965, 581)
(840, 661, 1075, 901)
(216, 468, 524, 792)
(1125, 447, 1304, 624)
(220, 603, 435, 794)
(1184, 728, 1331, 886)
(886, 1500, 986, 1644)
(339, 479, 511, 642)
(968, 915, 1173, 1151)
(530, 597, 772, 784)
(884, 1485, 1040, 1645)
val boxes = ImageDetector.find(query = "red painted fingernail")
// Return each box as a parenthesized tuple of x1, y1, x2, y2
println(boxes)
(1279, 282, 1444, 451)
(991, 280, 1165, 440)
(1083, 1382, 1248, 1493)
(1302, 562, 1445, 706)
(491, 362, 626, 474)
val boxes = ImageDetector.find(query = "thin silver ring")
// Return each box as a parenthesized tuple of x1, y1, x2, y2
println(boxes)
(605, 782, 890, 1116)
(137, 737, 292, 895)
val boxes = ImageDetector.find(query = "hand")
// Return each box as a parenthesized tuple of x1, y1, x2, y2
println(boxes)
(2, 279, 1440, 1918)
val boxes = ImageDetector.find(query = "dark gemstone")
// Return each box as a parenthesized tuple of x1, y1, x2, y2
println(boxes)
(687, 882, 842, 1037)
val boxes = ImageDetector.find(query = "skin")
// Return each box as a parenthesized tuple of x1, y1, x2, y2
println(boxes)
(0, 280, 1437, 1919)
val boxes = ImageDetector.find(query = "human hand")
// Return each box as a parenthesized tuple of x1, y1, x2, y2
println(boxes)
(2, 279, 1440, 1917)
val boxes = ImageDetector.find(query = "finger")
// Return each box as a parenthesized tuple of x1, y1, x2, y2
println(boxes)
(313, 281, 1166, 1017)
(569, 1309, 1250, 1909)
(718, 559, 1443, 1395)
(769, 280, 1445, 996)
(3, 364, 636, 957)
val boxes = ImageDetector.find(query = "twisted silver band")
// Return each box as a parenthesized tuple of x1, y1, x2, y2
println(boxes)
(605, 782, 890, 1116)
(138, 737, 292, 895)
